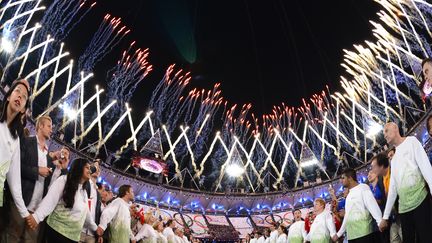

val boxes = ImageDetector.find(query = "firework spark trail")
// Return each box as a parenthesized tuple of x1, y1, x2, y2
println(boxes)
(208, 103, 255, 184)
(385, 3, 432, 55)
(171, 87, 219, 139)
(0, 0, 43, 33)
(415, 1, 432, 40)
(5, 0, 37, 30)
(103, 42, 152, 136)
(192, 85, 223, 139)
(301, 91, 353, 177)
(142, 67, 227, 176)
(255, 110, 290, 185)
(135, 66, 181, 148)
(33, 0, 95, 86)
(179, 84, 225, 172)
(36, 0, 95, 43)
(164, 75, 193, 128)
(0, 0, 45, 82)
(222, 103, 254, 143)
(305, 90, 354, 156)
(148, 66, 191, 134)
(266, 104, 301, 165)
(63, 14, 128, 131)
(0, 0, 33, 23)
(76, 14, 129, 76)
(244, 113, 272, 183)
(150, 80, 225, 174)
(394, 1, 428, 57)
(147, 65, 175, 118)
(342, 47, 417, 107)
(374, 3, 429, 73)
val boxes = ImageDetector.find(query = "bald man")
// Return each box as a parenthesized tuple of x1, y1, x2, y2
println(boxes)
(378, 122, 432, 243)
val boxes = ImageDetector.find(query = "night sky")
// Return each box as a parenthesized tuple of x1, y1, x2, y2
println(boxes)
(66, 0, 381, 116)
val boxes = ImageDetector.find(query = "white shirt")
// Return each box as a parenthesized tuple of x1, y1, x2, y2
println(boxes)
(49, 167, 62, 188)
(174, 235, 185, 243)
(82, 179, 99, 236)
(306, 210, 336, 242)
(275, 233, 286, 243)
(33, 176, 97, 232)
(99, 197, 135, 240)
(163, 227, 176, 243)
(135, 223, 158, 242)
(27, 136, 48, 212)
(383, 136, 432, 218)
(133, 220, 144, 235)
(182, 235, 190, 243)
(257, 236, 266, 243)
(157, 232, 168, 243)
(337, 183, 382, 240)
(269, 230, 278, 243)
(0, 122, 29, 218)
(287, 220, 306, 243)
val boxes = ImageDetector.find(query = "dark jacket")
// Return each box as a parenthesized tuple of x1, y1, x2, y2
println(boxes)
(84, 181, 102, 225)
(20, 136, 66, 206)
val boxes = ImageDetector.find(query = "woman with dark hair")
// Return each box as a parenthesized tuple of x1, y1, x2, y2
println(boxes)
(421, 58, 432, 98)
(426, 115, 432, 137)
(27, 158, 97, 242)
(0, 79, 32, 231)
(275, 225, 286, 243)
(163, 219, 176, 243)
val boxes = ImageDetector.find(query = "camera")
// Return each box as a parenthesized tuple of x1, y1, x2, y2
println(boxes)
(90, 165, 97, 174)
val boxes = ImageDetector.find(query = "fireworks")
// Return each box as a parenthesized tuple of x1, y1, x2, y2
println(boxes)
(76, 14, 129, 76)
(104, 42, 152, 136)
(0, 0, 430, 192)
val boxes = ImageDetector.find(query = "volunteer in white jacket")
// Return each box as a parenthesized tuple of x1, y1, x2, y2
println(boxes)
(27, 158, 98, 242)
(378, 122, 432, 243)
(97, 184, 137, 243)
(334, 168, 382, 242)
(135, 212, 158, 243)
(163, 219, 177, 243)
(306, 198, 336, 243)
(275, 225, 287, 243)
(0, 80, 31, 236)
(269, 223, 279, 243)
(287, 209, 307, 243)
(154, 221, 168, 243)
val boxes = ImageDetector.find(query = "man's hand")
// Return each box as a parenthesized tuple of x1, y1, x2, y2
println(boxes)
(38, 167, 51, 177)
(97, 237, 104, 243)
(379, 219, 388, 232)
(331, 235, 338, 242)
(25, 215, 38, 230)
(131, 240, 136, 243)
(96, 226, 104, 237)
